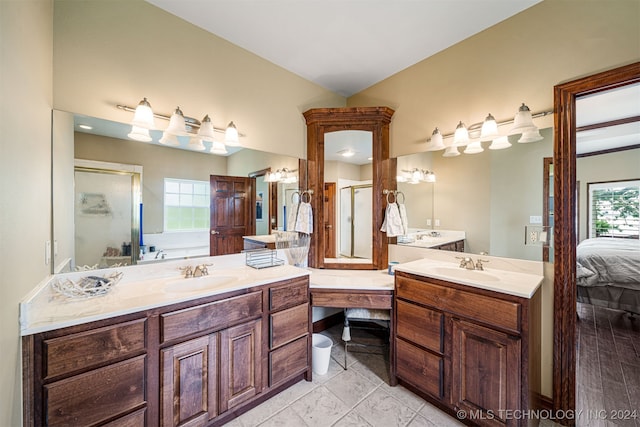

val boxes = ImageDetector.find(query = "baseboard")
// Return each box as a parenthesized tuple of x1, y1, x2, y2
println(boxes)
(312, 311, 343, 333)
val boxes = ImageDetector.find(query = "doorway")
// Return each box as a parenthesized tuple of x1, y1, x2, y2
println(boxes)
(553, 62, 640, 421)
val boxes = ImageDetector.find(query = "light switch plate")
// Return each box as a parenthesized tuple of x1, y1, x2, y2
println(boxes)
(529, 215, 543, 224)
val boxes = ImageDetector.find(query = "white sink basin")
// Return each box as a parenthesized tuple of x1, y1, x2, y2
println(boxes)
(426, 266, 500, 283)
(164, 275, 237, 293)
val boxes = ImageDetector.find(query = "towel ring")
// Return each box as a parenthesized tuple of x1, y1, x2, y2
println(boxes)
(396, 191, 405, 204)
(301, 190, 312, 203)
(386, 191, 396, 204)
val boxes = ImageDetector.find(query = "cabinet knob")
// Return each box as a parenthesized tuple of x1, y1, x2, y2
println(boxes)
(211, 230, 219, 235)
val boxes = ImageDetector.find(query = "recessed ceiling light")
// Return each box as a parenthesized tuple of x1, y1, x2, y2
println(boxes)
(78, 124, 93, 130)
(339, 149, 355, 157)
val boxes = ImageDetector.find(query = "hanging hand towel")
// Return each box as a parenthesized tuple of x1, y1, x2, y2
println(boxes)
(397, 202, 409, 236)
(380, 202, 404, 237)
(286, 201, 299, 231)
(294, 201, 313, 234)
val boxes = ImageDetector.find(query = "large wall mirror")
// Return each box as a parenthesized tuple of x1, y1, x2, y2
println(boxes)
(51, 110, 299, 273)
(303, 107, 395, 270)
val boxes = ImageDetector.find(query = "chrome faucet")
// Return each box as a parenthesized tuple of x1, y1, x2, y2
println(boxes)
(475, 259, 489, 271)
(155, 250, 165, 259)
(193, 264, 211, 277)
(456, 256, 476, 270)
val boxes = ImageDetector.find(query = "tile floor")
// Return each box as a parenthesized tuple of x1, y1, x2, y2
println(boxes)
(226, 324, 562, 427)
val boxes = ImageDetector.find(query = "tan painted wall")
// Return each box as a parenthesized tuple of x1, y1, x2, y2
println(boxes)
(0, 1, 53, 425)
(349, 0, 640, 400)
(53, 0, 345, 159)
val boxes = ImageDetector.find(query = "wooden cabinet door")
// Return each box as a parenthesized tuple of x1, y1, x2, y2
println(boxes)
(161, 334, 218, 427)
(451, 319, 521, 427)
(220, 319, 262, 412)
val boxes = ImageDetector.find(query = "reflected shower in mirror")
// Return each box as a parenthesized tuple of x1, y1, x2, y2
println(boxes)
(324, 130, 373, 262)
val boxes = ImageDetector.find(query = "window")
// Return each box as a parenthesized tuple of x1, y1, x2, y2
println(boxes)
(164, 178, 210, 231)
(588, 179, 639, 239)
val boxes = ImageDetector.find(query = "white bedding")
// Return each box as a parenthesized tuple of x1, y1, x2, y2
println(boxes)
(576, 238, 640, 290)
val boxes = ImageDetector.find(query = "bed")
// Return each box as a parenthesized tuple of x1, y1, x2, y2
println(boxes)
(576, 237, 640, 315)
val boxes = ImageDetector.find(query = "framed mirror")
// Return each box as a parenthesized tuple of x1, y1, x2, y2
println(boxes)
(303, 107, 395, 270)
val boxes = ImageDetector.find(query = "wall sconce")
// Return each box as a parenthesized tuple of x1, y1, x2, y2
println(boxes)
(264, 168, 298, 183)
(397, 168, 436, 184)
(425, 103, 552, 157)
(118, 98, 245, 155)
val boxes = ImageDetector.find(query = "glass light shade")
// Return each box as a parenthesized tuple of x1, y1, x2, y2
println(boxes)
(396, 174, 408, 183)
(159, 132, 180, 146)
(518, 129, 544, 143)
(165, 107, 187, 136)
(510, 103, 537, 134)
(128, 125, 152, 142)
(464, 140, 484, 154)
(480, 113, 499, 141)
(443, 144, 460, 157)
(426, 172, 436, 183)
(224, 121, 240, 146)
(210, 141, 228, 155)
(453, 121, 469, 146)
(264, 171, 274, 182)
(197, 115, 215, 141)
(489, 135, 512, 150)
(426, 127, 445, 151)
(188, 137, 206, 151)
(131, 97, 154, 129)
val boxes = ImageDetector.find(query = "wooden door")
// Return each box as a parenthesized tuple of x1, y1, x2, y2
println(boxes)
(210, 175, 254, 256)
(220, 319, 262, 412)
(323, 182, 336, 258)
(451, 319, 521, 427)
(161, 334, 218, 427)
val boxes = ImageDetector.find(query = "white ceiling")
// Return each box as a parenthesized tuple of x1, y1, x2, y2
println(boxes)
(145, 0, 541, 97)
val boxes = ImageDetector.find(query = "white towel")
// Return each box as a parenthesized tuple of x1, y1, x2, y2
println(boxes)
(380, 202, 404, 237)
(397, 202, 409, 236)
(286, 202, 299, 231)
(294, 202, 313, 234)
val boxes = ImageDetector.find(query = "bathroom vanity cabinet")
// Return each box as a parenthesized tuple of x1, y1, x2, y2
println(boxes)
(393, 271, 541, 427)
(22, 276, 311, 427)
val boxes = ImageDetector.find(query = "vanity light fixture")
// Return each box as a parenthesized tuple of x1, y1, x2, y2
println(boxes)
(424, 103, 553, 157)
(117, 99, 245, 153)
(425, 127, 445, 151)
(210, 141, 228, 155)
(224, 121, 240, 146)
(397, 168, 436, 184)
(264, 168, 298, 183)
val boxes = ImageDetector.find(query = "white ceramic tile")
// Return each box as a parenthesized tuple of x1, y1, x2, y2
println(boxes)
(332, 410, 374, 427)
(290, 386, 350, 427)
(324, 368, 378, 408)
(257, 406, 310, 427)
(354, 388, 416, 427)
(379, 383, 426, 412)
(417, 402, 465, 427)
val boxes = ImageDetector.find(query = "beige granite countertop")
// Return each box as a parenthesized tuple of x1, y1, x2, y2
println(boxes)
(20, 252, 308, 336)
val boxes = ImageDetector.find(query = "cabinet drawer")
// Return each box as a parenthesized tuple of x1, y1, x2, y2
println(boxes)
(396, 300, 443, 353)
(269, 335, 308, 386)
(44, 319, 146, 379)
(161, 291, 262, 342)
(45, 355, 146, 426)
(396, 338, 443, 399)
(396, 276, 521, 334)
(270, 303, 309, 349)
(311, 290, 392, 309)
(270, 278, 308, 311)
(102, 408, 146, 427)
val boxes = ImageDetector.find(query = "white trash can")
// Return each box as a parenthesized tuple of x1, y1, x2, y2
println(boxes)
(312, 333, 333, 375)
